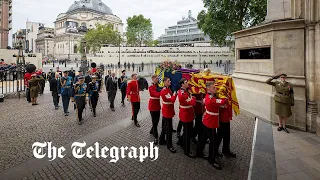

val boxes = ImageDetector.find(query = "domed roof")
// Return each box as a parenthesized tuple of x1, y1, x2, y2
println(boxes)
(67, 0, 113, 15)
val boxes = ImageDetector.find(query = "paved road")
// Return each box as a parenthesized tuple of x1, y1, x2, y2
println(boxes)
(0, 87, 254, 180)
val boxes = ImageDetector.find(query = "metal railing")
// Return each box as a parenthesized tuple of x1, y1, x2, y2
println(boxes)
(0, 69, 26, 95)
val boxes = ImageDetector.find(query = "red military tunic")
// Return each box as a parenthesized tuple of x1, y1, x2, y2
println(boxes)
(203, 94, 227, 128)
(219, 100, 232, 122)
(160, 87, 177, 118)
(126, 80, 140, 102)
(178, 88, 196, 122)
(148, 83, 161, 111)
(194, 94, 205, 115)
(24, 72, 32, 87)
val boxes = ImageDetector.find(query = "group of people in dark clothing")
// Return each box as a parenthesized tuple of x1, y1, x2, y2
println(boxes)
(46, 67, 129, 125)
(47, 67, 103, 124)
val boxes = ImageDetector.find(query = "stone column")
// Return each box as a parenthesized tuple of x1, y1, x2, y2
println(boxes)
(306, 0, 318, 132)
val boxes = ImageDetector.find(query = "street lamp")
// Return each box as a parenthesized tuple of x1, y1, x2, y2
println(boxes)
(118, 33, 121, 69)
(16, 30, 25, 66)
(68, 35, 70, 60)
(16, 30, 26, 96)
(79, 39, 88, 74)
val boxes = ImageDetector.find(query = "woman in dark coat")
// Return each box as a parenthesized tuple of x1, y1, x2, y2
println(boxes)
(266, 74, 294, 133)
(28, 74, 44, 105)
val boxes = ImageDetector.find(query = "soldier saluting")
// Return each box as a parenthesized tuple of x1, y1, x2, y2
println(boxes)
(71, 76, 87, 125)
(87, 75, 99, 117)
(266, 74, 294, 133)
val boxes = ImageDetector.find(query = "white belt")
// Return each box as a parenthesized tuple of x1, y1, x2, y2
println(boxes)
(162, 102, 173, 105)
(150, 97, 160, 100)
(180, 105, 192, 109)
(206, 110, 219, 116)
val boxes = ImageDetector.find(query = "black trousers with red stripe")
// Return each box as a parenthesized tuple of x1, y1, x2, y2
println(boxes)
(150, 111, 160, 138)
(131, 102, 140, 124)
(196, 126, 218, 163)
(181, 121, 193, 154)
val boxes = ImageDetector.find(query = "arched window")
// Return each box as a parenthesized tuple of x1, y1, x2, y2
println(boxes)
(81, 22, 86, 27)
(74, 44, 77, 53)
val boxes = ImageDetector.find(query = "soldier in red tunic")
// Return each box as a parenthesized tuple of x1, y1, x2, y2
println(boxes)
(177, 78, 196, 158)
(196, 82, 227, 170)
(216, 87, 236, 157)
(126, 73, 141, 127)
(24, 72, 33, 103)
(159, 77, 177, 153)
(148, 74, 161, 145)
(193, 94, 205, 141)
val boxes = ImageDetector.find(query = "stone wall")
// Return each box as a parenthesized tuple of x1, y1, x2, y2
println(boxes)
(0, 49, 42, 67)
(233, 19, 307, 131)
(315, 20, 320, 135)
(86, 46, 234, 65)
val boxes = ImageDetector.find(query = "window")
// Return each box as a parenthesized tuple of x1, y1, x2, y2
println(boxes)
(74, 45, 77, 53)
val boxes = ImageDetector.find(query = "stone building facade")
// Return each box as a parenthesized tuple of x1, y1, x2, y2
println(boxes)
(233, 0, 320, 135)
(53, 0, 123, 60)
(35, 27, 54, 58)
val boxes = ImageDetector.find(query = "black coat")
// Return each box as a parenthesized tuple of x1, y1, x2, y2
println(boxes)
(85, 75, 92, 85)
(50, 78, 59, 92)
(106, 77, 118, 92)
(138, 77, 148, 91)
(118, 75, 127, 90)
(104, 74, 110, 87)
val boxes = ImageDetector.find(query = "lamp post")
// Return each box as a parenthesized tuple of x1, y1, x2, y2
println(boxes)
(68, 35, 70, 60)
(79, 40, 88, 74)
(16, 30, 26, 97)
(118, 32, 121, 69)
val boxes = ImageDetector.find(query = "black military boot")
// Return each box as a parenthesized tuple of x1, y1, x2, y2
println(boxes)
(93, 109, 96, 117)
(223, 150, 236, 158)
(168, 147, 176, 153)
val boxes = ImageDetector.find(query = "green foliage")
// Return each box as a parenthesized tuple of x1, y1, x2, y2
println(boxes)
(153, 39, 159, 46)
(198, 0, 267, 45)
(126, 15, 153, 46)
(81, 24, 121, 53)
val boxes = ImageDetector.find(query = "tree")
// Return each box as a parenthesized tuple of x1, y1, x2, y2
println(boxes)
(80, 23, 121, 53)
(197, 0, 267, 45)
(153, 40, 159, 46)
(126, 15, 153, 46)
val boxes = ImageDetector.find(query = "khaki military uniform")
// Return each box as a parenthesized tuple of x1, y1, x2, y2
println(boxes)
(267, 78, 294, 117)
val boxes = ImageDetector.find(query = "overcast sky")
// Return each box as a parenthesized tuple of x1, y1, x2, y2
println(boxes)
(10, 0, 205, 46)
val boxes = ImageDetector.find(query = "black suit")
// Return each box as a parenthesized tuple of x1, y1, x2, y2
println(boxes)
(104, 74, 110, 89)
(50, 78, 60, 107)
(118, 75, 127, 104)
(106, 76, 117, 109)
(85, 75, 92, 85)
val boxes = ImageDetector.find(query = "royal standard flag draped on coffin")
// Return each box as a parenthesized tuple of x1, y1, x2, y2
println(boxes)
(154, 60, 239, 116)
(188, 72, 240, 116)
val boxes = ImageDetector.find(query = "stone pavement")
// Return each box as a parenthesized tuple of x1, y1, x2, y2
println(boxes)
(274, 126, 320, 180)
(0, 88, 255, 180)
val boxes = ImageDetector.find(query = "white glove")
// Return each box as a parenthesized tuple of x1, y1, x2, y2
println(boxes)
(165, 93, 172, 99)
